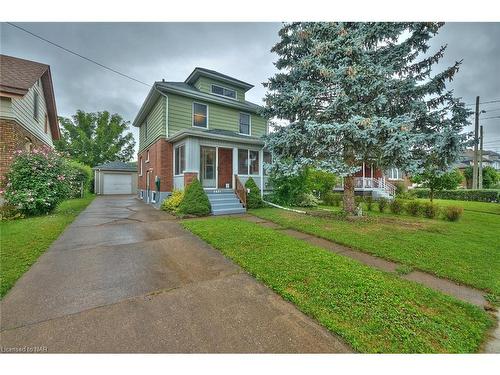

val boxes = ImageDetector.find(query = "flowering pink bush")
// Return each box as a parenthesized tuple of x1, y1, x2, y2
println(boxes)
(3, 146, 70, 216)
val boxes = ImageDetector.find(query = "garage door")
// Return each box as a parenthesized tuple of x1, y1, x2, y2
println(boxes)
(103, 173, 133, 194)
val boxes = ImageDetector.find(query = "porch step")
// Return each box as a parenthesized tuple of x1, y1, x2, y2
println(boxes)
(206, 190, 246, 215)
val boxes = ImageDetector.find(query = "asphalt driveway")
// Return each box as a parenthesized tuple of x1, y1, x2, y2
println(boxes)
(0, 195, 350, 353)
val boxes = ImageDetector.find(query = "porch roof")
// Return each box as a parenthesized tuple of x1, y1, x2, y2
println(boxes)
(168, 128, 265, 146)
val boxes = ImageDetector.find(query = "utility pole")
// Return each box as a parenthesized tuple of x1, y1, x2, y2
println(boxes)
(479, 125, 484, 189)
(472, 96, 480, 190)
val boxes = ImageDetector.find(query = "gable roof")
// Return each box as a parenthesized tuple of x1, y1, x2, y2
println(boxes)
(185, 67, 254, 91)
(0, 54, 60, 140)
(93, 161, 137, 171)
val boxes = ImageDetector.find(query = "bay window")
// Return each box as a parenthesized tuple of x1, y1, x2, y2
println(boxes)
(175, 144, 186, 175)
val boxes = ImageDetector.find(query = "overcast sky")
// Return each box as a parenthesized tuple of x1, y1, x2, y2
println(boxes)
(1, 22, 499, 156)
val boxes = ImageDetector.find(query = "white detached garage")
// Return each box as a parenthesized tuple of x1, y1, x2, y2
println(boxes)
(93, 161, 138, 195)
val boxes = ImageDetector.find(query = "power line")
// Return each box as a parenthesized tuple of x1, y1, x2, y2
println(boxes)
(6, 22, 152, 88)
(465, 99, 500, 106)
(481, 116, 500, 120)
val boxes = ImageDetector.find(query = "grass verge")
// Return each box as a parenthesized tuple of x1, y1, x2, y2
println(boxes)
(250, 206, 500, 296)
(0, 194, 95, 298)
(182, 217, 492, 353)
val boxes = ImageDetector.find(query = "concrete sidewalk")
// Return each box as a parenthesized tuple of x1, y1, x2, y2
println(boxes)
(0, 195, 351, 353)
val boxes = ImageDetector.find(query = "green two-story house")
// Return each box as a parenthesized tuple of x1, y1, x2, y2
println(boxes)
(133, 67, 270, 214)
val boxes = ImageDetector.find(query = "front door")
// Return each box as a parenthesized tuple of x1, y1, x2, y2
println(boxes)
(218, 148, 233, 189)
(200, 146, 216, 188)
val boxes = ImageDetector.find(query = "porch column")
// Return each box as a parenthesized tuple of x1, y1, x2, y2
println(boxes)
(259, 148, 264, 197)
(232, 148, 238, 189)
(362, 162, 365, 188)
(371, 164, 374, 179)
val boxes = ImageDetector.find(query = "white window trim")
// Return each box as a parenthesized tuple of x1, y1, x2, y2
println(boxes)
(192, 102, 209, 129)
(145, 150, 150, 163)
(388, 167, 403, 180)
(174, 143, 186, 176)
(238, 148, 261, 176)
(211, 84, 238, 101)
(238, 112, 252, 136)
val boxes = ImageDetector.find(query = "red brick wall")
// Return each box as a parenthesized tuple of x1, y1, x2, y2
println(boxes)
(0, 118, 50, 178)
(353, 165, 383, 178)
(184, 172, 198, 187)
(137, 138, 173, 192)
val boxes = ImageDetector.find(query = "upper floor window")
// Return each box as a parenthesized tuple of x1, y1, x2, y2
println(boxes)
(175, 144, 186, 175)
(193, 102, 208, 128)
(44, 115, 49, 134)
(211, 85, 236, 99)
(239, 113, 251, 135)
(387, 168, 403, 180)
(33, 92, 39, 121)
(146, 150, 150, 163)
(144, 119, 148, 140)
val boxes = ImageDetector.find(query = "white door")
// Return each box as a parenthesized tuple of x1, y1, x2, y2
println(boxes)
(103, 173, 132, 194)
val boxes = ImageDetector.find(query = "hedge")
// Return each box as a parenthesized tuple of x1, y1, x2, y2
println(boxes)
(413, 189, 499, 202)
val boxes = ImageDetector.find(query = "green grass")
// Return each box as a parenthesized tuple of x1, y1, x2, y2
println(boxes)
(0, 194, 95, 298)
(182, 217, 492, 353)
(250, 203, 500, 296)
(413, 198, 500, 215)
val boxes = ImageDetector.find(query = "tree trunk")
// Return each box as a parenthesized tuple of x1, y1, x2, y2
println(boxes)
(343, 175, 356, 214)
(430, 187, 434, 203)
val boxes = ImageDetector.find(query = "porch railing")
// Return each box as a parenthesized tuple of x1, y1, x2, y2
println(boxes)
(336, 177, 396, 197)
(234, 174, 247, 207)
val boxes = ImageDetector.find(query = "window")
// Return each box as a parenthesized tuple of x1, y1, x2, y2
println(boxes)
(239, 113, 250, 135)
(33, 92, 39, 121)
(146, 150, 150, 163)
(211, 85, 236, 99)
(388, 168, 403, 180)
(44, 115, 48, 134)
(193, 102, 208, 128)
(263, 151, 272, 175)
(175, 144, 186, 175)
(151, 191, 157, 203)
(238, 149, 260, 175)
(144, 119, 148, 140)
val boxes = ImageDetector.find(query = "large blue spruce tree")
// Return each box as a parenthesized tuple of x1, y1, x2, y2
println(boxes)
(264, 22, 469, 213)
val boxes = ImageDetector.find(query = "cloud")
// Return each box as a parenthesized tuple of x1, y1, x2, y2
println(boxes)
(1, 22, 499, 155)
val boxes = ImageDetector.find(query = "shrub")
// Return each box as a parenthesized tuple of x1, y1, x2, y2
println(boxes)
(398, 189, 416, 200)
(3, 147, 70, 216)
(389, 199, 404, 214)
(305, 168, 338, 197)
(323, 192, 342, 207)
(365, 196, 373, 211)
(267, 172, 308, 206)
(405, 200, 422, 216)
(0, 203, 23, 220)
(177, 178, 211, 216)
(161, 189, 184, 213)
(245, 177, 263, 208)
(65, 160, 92, 198)
(413, 188, 498, 202)
(394, 182, 406, 197)
(422, 202, 440, 219)
(443, 206, 464, 222)
(355, 195, 364, 206)
(295, 192, 319, 207)
(378, 197, 388, 212)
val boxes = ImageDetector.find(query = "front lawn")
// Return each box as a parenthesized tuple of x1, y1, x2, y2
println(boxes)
(182, 217, 492, 353)
(250, 203, 500, 297)
(0, 194, 95, 298)
(413, 198, 500, 215)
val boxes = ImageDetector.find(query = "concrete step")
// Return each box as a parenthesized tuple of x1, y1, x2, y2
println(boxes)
(211, 202, 244, 210)
(212, 207, 246, 216)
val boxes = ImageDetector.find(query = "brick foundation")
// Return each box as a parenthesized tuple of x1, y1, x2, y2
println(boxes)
(0, 118, 50, 178)
(137, 138, 173, 193)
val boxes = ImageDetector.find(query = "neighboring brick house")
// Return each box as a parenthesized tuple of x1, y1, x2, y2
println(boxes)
(0, 54, 60, 178)
(133, 67, 269, 215)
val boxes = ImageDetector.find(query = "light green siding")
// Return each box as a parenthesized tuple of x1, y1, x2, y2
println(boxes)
(138, 96, 166, 151)
(194, 76, 245, 102)
(168, 94, 267, 138)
